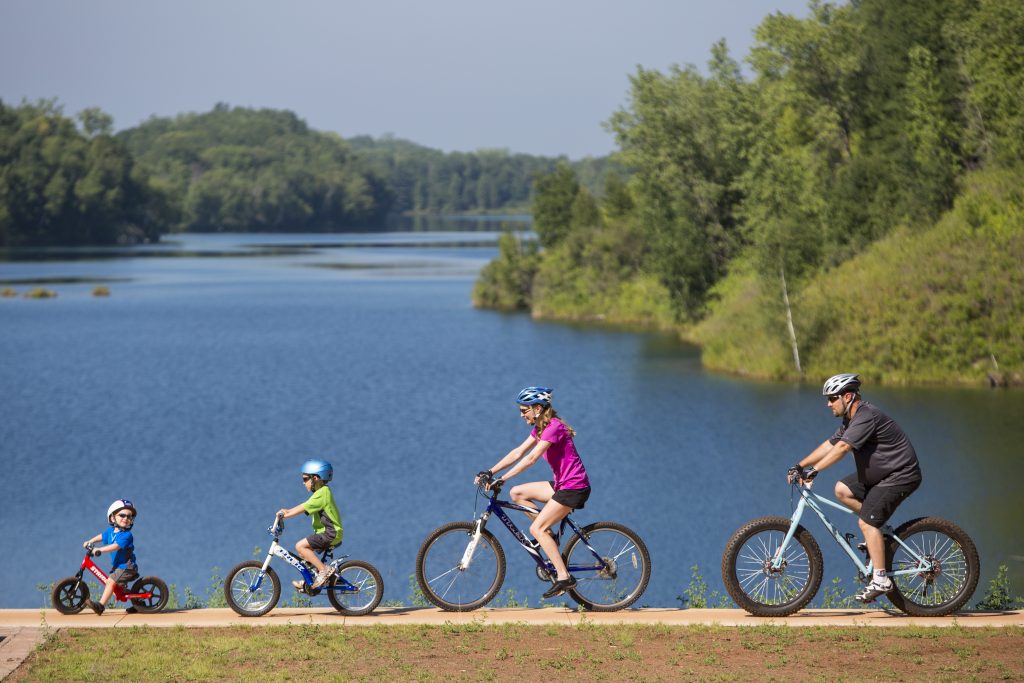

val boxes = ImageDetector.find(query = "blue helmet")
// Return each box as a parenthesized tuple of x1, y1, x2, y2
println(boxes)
(516, 386, 553, 406)
(300, 459, 333, 483)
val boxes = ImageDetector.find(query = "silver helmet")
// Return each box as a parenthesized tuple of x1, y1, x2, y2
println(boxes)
(822, 373, 861, 396)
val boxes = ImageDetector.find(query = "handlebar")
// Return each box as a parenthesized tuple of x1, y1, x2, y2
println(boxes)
(475, 473, 504, 496)
(268, 514, 284, 537)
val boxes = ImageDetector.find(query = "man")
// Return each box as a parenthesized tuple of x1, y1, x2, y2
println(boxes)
(787, 373, 923, 602)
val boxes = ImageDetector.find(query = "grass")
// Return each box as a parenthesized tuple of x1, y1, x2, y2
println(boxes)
(14, 623, 1023, 682)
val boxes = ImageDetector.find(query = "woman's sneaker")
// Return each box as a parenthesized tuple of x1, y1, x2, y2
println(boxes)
(855, 577, 894, 603)
(542, 576, 577, 599)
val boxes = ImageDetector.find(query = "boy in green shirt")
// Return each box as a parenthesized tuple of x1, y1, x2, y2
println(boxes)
(277, 459, 344, 590)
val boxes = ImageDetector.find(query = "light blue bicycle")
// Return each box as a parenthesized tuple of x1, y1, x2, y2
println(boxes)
(223, 514, 383, 617)
(722, 481, 980, 616)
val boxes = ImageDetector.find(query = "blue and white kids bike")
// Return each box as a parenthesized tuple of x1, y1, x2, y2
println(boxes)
(223, 514, 383, 617)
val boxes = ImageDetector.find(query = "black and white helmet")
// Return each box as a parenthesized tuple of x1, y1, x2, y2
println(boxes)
(822, 373, 861, 396)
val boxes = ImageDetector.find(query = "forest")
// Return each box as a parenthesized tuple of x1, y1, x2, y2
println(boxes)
(474, 0, 1023, 385)
(0, 102, 612, 245)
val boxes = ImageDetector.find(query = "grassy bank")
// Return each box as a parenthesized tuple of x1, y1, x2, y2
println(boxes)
(694, 169, 1024, 386)
(14, 622, 1024, 681)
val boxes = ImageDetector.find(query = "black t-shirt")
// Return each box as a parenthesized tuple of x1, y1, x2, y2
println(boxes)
(829, 401, 922, 487)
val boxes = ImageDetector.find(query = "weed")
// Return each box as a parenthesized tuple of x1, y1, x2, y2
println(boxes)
(408, 573, 430, 607)
(492, 587, 527, 607)
(974, 564, 1023, 611)
(677, 564, 729, 608)
(204, 567, 227, 608)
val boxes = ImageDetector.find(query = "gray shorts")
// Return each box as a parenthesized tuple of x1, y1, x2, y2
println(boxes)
(305, 532, 340, 553)
(110, 567, 139, 586)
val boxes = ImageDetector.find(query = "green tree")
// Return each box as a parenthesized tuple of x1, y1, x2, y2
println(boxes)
(532, 163, 579, 248)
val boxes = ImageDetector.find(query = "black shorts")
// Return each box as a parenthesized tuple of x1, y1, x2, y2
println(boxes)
(840, 473, 920, 528)
(550, 483, 591, 510)
(305, 532, 340, 553)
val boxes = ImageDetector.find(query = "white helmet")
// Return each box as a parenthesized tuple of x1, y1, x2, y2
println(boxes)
(822, 373, 861, 396)
(107, 499, 137, 529)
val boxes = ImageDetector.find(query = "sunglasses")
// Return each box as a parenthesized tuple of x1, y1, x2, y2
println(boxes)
(519, 406, 531, 414)
(302, 474, 314, 482)
(116, 513, 134, 519)
(827, 394, 843, 403)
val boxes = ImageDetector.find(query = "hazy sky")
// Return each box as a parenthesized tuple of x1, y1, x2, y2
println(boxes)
(1, 1, 811, 159)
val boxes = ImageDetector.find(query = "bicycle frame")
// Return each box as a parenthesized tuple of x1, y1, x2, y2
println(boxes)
(247, 520, 359, 594)
(76, 551, 152, 602)
(772, 483, 934, 578)
(463, 489, 611, 579)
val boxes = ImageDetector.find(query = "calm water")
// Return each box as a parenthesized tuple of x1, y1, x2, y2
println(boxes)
(2, 225, 1022, 609)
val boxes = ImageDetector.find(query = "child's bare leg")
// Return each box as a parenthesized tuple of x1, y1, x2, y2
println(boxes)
(295, 539, 326, 573)
(99, 577, 116, 606)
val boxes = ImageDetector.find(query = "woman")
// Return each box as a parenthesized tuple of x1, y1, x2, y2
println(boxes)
(476, 386, 591, 598)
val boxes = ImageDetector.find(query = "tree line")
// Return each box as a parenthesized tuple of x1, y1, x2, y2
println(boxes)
(475, 0, 1023, 384)
(0, 101, 615, 247)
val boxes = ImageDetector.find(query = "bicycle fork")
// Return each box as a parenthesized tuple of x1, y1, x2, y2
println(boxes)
(460, 515, 489, 570)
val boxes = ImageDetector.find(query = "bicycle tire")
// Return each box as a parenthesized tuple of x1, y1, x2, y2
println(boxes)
(224, 560, 281, 617)
(51, 577, 90, 614)
(563, 521, 651, 611)
(885, 516, 980, 616)
(416, 521, 505, 611)
(130, 576, 169, 613)
(722, 516, 823, 617)
(327, 559, 384, 616)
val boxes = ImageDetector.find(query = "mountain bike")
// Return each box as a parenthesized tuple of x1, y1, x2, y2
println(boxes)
(722, 481, 980, 617)
(416, 480, 650, 612)
(51, 543, 169, 614)
(223, 514, 383, 617)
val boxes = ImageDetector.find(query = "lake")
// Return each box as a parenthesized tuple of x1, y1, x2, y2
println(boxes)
(2, 221, 1022, 609)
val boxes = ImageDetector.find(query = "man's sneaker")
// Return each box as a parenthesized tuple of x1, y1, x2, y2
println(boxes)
(542, 576, 577, 600)
(87, 600, 105, 615)
(855, 577, 894, 603)
(311, 565, 335, 589)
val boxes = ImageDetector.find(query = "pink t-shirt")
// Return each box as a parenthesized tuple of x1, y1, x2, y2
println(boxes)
(531, 418, 590, 491)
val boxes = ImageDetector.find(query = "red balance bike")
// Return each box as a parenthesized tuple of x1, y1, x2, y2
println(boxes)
(51, 543, 169, 614)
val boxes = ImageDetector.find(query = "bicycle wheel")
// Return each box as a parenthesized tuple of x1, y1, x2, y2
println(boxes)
(722, 516, 823, 617)
(129, 576, 169, 613)
(563, 521, 651, 611)
(885, 516, 980, 616)
(327, 559, 384, 616)
(416, 521, 505, 611)
(51, 577, 90, 614)
(224, 560, 281, 617)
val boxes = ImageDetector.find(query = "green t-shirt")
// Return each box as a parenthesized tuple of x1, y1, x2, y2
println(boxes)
(303, 485, 343, 546)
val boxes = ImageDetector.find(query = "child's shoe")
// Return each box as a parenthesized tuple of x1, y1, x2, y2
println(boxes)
(87, 600, 105, 615)
(311, 565, 336, 589)
(291, 580, 306, 591)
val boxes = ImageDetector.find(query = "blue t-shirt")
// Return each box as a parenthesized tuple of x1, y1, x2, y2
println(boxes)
(101, 527, 137, 571)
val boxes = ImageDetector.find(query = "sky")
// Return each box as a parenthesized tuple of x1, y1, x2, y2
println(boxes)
(1, 1, 811, 159)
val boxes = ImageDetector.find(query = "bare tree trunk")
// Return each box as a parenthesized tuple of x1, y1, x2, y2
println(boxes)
(780, 263, 802, 376)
